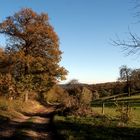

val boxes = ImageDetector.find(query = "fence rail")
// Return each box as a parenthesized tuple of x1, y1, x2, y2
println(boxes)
(93, 91, 140, 102)
(91, 92, 140, 115)
(92, 98, 140, 105)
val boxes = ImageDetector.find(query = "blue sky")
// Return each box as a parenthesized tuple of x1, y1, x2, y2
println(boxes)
(0, 0, 140, 84)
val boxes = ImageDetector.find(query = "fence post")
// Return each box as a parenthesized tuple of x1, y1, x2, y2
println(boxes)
(126, 101, 130, 117)
(102, 102, 105, 115)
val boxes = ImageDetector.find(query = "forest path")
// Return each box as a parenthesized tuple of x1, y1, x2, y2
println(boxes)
(0, 101, 62, 140)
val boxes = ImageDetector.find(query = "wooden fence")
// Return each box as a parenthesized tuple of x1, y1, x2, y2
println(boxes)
(91, 91, 140, 115)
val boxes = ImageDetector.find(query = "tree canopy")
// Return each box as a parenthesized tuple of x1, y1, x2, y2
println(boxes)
(0, 8, 67, 100)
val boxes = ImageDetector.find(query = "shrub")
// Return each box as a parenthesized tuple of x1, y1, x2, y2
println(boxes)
(80, 87, 92, 105)
(0, 102, 9, 111)
(44, 85, 68, 103)
(0, 98, 12, 111)
(0, 74, 16, 98)
(116, 102, 132, 123)
(59, 86, 94, 117)
(92, 90, 100, 100)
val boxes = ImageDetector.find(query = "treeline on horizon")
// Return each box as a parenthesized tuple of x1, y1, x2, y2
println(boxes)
(61, 66, 140, 98)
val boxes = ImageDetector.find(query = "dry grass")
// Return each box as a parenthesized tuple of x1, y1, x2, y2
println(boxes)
(0, 97, 48, 120)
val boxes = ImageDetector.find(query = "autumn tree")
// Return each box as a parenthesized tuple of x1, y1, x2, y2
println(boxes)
(118, 65, 132, 96)
(130, 69, 140, 91)
(67, 79, 79, 85)
(0, 48, 16, 98)
(0, 8, 67, 101)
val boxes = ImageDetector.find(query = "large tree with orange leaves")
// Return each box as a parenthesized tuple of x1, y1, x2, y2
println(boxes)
(0, 8, 67, 100)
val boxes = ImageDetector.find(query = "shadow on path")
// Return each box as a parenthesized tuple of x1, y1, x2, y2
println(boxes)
(0, 107, 64, 140)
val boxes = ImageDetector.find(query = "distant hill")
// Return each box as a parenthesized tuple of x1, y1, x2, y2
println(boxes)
(60, 81, 128, 97)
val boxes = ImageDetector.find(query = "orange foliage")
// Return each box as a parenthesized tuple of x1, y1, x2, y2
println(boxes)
(0, 8, 67, 98)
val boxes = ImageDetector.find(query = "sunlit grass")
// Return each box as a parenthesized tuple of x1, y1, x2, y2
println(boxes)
(92, 107, 118, 118)
(54, 113, 140, 140)
(54, 104, 140, 139)
(92, 106, 140, 127)
(0, 97, 44, 120)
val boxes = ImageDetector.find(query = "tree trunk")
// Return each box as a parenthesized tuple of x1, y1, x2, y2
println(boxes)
(128, 86, 131, 96)
(24, 91, 29, 102)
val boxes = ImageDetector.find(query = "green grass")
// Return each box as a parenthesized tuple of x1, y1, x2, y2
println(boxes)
(54, 104, 140, 140)
(54, 114, 140, 140)
(55, 92, 140, 139)
(92, 107, 118, 118)
(92, 106, 140, 126)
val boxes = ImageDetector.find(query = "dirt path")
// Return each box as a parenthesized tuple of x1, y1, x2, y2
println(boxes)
(0, 104, 62, 140)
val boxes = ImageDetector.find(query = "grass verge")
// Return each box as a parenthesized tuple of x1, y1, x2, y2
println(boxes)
(54, 115, 140, 140)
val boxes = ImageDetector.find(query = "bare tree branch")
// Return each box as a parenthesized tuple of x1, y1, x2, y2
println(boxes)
(112, 30, 140, 56)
